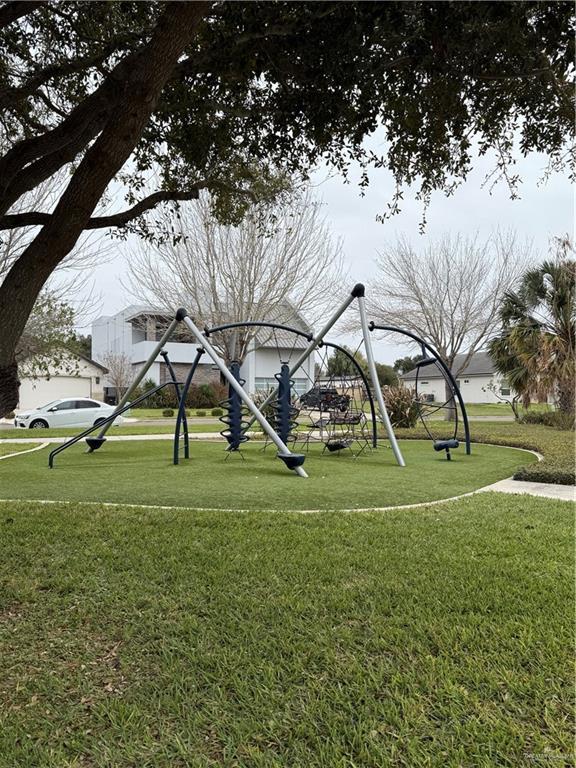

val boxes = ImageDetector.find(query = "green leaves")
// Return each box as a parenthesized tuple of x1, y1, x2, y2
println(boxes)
(16, 290, 79, 380)
(489, 249, 576, 416)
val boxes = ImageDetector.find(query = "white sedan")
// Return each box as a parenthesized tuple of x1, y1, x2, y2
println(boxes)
(14, 398, 124, 430)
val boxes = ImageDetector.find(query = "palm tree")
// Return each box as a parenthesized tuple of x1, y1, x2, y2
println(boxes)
(489, 245, 575, 418)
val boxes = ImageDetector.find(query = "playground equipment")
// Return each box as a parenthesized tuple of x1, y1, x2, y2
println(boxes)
(369, 323, 471, 459)
(48, 283, 470, 475)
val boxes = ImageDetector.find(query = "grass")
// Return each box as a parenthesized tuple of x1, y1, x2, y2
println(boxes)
(129, 408, 222, 420)
(0, 442, 41, 457)
(395, 421, 575, 486)
(0, 439, 534, 510)
(0, 494, 572, 767)
(0, 422, 223, 439)
(458, 402, 554, 418)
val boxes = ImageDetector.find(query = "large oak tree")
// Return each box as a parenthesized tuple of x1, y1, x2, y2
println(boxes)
(0, 0, 573, 415)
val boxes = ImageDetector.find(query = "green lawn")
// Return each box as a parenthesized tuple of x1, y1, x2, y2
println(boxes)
(129, 408, 223, 419)
(0, 439, 534, 510)
(456, 402, 554, 418)
(0, 442, 42, 457)
(0, 494, 572, 767)
(0, 421, 223, 439)
(395, 421, 575, 486)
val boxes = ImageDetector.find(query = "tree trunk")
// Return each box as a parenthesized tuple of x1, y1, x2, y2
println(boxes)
(0, 2, 209, 417)
(444, 378, 456, 421)
(557, 381, 575, 415)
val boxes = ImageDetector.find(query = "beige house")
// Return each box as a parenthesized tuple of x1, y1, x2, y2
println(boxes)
(17, 353, 107, 411)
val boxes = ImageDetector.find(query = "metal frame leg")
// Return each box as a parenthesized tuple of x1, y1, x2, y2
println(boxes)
(179, 311, 308, 478)
(244, 284, 363, 430)
(357, 294, 405, 467)
(89, 316, 180, 451)
(173, 347, 205, 465)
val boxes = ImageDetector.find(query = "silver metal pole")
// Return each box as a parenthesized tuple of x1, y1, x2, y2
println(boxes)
(245, 284, 364, 428)
(357, 294, 405, 467)
(94, 316, 180, 442)
(180, 312, 308, 478)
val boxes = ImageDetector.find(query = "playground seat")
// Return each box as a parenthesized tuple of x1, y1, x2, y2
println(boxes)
(433, 439, 459, 460)
(277, 452, 306, 470)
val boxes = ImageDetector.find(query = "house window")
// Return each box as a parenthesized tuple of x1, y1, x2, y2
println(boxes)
(95, 377, 100, 384)
(420, 381, 429, 385)
(255, 377, 307, 395)
(500, 387, 511, 396)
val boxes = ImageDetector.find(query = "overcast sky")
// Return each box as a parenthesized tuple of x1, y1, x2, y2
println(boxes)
(84, 146, 573, 365)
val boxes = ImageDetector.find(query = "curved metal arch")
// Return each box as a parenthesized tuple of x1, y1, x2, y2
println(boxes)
(204, 320, 378, 450)
(368, 323, 471, 454)
(205, 320, 314, 342)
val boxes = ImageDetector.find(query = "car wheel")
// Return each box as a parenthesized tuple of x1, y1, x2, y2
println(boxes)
(93, 418, 107, 427)
(29, 419, 49, 429)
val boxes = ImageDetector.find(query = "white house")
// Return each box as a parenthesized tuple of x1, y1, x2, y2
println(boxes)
(17, 353, 107, 411)
(91, 305, 316, 400)
(401, 350, 511, 404)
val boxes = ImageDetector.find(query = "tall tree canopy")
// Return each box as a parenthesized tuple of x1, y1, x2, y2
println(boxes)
(0, 0, 573, 414)
(489, 246, 575, 418)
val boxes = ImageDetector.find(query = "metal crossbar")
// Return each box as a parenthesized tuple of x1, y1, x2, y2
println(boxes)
(48, 381, 183, 468)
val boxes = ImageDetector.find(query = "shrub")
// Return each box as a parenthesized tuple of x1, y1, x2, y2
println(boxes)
(196, 410, 206, 417)
(252, 387, 277, 420)
(521, 410, 575, 431)
(162, 409, 175, 417)
(211, 407, 223, 417)
(183, 382, 226, 409)
(382, 385, 420, 428)
(6, 412, 15, 420)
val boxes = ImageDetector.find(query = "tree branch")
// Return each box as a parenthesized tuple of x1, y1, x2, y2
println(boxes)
(0, 1, 45, 30)
(0, 29, 146, 111)
(0, 189, 201, 231)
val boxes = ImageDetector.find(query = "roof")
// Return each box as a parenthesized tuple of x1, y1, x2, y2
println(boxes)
(402, 350, 495, 380)
(253, 326, 309, 351)
(77, 353, 108, 373)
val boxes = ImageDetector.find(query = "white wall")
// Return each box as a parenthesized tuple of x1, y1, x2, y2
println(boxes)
(242, 346, 315, 395)
(17, 358, 105, 410)
(408, 374, 511, 404)
(92, 310, 134, 363)
(93, 309, 316, 394)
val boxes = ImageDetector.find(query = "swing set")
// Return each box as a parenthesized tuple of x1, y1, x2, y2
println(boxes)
(48, 284, 470, 477)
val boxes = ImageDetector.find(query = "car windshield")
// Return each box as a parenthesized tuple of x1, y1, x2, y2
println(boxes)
(38, 400, 60, 411)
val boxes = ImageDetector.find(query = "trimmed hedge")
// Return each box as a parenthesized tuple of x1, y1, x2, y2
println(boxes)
(393, 421, 575, 486)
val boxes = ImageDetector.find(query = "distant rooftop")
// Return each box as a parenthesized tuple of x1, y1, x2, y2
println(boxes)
(402, 350, 495, 380)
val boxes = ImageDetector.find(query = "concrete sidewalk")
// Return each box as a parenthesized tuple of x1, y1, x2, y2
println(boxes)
(480, 478, 575, 502)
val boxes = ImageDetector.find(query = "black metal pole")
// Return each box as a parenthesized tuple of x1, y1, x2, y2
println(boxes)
(173, 347, 205, 465)
(48, 381, 184, 468)
(369, 323, 471, 455)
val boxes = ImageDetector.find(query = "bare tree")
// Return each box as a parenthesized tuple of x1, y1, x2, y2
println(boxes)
(100, 353, 133, 404)
(369, 231, 531, 415)
(125, 191, 345, 364)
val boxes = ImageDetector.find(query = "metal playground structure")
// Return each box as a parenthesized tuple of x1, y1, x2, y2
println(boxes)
(48, 284, 470, 476)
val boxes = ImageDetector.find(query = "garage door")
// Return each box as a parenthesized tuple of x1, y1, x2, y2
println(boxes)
(18, 376, 92, 411)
